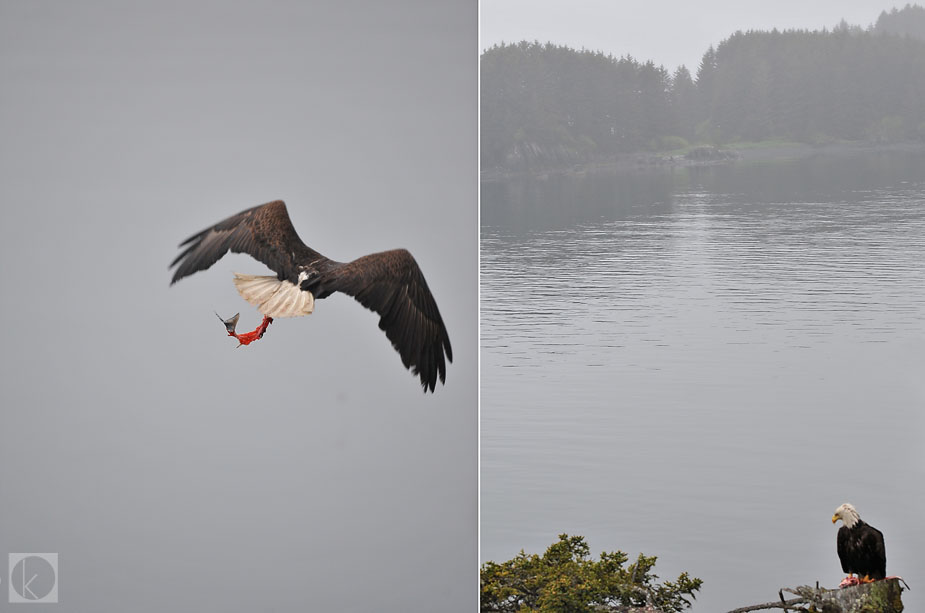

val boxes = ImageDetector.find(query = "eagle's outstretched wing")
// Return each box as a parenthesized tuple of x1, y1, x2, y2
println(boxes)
(313, 249, 453, 392)
(170, 201, 451, 392)
(170, 200, 324, 285)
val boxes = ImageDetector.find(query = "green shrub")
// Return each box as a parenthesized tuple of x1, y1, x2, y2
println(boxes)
(481, 534, 702, 613)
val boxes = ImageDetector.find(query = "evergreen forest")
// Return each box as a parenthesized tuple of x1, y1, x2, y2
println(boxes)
(481, 4, 925, 170)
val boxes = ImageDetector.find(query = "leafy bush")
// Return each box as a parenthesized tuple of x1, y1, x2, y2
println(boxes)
(651, 135, 690, 152)
(866, 115, 906, 143)
(481, 534, 702, 613)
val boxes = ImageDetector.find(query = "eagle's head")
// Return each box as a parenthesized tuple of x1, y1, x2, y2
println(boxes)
(832, 503, 860, 528)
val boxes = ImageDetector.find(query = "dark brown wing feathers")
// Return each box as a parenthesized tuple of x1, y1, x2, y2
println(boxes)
(315, 249, 452, 392)
(170, 201, 451, 392)
(170, 200, 322, 285)
(837, 522, 887, 579)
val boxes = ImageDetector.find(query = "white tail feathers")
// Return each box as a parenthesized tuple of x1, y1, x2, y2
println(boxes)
(233, 273, 314, 317)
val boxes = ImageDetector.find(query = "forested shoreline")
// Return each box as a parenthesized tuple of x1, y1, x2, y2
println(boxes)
(481, 5, 925, 174)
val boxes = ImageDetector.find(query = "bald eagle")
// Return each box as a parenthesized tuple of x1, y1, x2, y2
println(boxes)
(832, 503, 887, 585)
(170, 200, 452, 392)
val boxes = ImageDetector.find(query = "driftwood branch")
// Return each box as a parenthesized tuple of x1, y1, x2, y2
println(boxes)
(723, 578, 906, 613)
(723, 596, 807, 613)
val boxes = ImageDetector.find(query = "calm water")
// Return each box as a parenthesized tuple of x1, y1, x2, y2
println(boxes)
(481, 150, 925, 612)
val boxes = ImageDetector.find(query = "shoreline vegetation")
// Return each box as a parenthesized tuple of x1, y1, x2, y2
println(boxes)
(481, 5, 925, 183)
(480, 535, 702, 613)
(480, 140, 925, 182)
(480, 535, 907, 612)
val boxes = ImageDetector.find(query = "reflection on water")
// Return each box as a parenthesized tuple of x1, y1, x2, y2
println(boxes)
(481, 150, 925, 612)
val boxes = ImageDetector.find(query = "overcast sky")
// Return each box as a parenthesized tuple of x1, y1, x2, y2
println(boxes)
(482, 0, 906, 71)
(0, 1, 476, 611)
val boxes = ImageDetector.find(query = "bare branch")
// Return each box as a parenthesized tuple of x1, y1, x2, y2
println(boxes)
(723, 596, 807, 613)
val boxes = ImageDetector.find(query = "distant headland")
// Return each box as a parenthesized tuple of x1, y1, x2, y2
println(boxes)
(481, 5, 925, 180)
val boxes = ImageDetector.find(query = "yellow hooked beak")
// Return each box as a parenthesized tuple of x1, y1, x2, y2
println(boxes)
(832, 514, 839, 524)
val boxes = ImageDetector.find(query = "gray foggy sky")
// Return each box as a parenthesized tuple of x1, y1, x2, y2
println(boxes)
(482, 0, 905, 71)
(0, 1, 475, 611)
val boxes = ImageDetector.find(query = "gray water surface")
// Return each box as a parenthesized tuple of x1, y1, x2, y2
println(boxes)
(481, 150, 925, 612)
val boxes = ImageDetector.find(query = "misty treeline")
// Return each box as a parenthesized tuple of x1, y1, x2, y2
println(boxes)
(482, 4, 925, 170)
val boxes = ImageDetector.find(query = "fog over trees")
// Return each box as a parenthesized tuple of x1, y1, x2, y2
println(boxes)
(481, 4, 925, 169)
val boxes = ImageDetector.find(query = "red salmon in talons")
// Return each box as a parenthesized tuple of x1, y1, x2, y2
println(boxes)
(216, 312, 273, 347)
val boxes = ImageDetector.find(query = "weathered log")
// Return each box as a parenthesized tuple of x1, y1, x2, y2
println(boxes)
(785, 579, 905, 613)
(723, 579, 906, 613)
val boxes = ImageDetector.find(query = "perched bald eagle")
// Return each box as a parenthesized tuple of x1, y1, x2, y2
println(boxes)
(832, 503, 887, 585)
(170, 200, 452, 392)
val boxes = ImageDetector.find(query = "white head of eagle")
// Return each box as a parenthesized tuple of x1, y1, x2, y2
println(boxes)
(831, 502, 887, 582)
(832, 503, 860, 528)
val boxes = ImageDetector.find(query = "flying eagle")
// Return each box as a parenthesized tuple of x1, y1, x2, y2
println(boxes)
(832, 503, 887, 586)
(170, 200, 452, 392)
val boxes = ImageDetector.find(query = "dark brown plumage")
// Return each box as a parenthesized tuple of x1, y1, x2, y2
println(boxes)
(837, 521, 886, 580)
(833, 503, 887, 582)
(170, 200, 452, 392)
